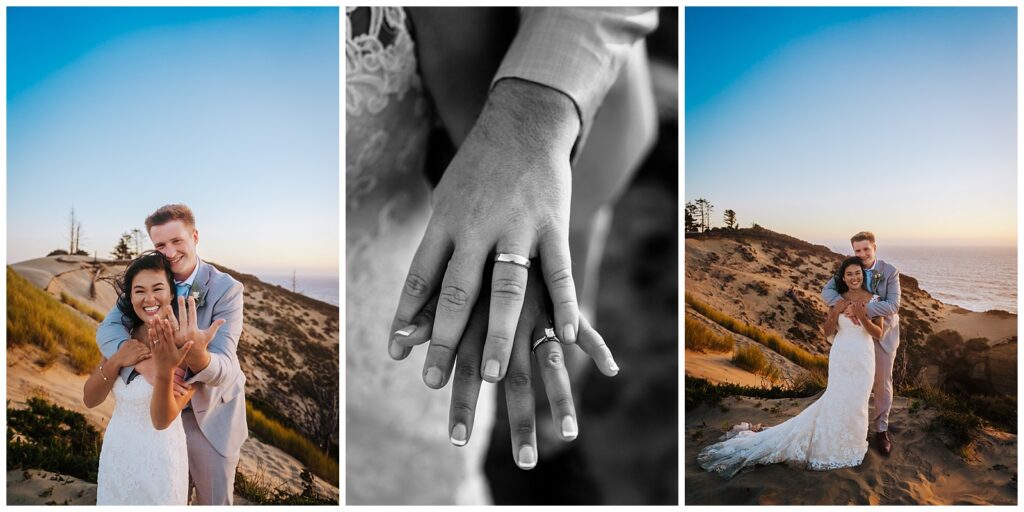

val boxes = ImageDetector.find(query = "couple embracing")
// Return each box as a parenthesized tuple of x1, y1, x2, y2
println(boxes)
(83, 204, 247, 505)
(699, 231, 901, 479)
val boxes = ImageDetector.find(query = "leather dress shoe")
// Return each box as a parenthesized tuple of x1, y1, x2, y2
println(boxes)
(875, 431, 892, 456)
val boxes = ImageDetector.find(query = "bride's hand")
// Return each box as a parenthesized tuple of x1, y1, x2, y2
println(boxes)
(149, 318, 194, 374)
(387, 78, 583, 390)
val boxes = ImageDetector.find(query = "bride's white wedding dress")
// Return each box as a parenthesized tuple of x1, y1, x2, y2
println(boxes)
(96, 378, 188, 505)
(698, 315, 876, 479)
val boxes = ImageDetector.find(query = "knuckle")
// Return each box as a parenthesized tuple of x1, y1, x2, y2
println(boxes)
(514, 422, 535, 437)
(453, 362, 479, 380)
(546, 266, 575, 290)
(553, 396, 574, 410)
(403, 273, 432, 299)
(429, 342, 458, 360)
(506, 370, 531, 389)
(450, 400, 476, 416)
(543, 351, 564, 370)
(491, 277, 525, 302)
(438, 285, 471, 311)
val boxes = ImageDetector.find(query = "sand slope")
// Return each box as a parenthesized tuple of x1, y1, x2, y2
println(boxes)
(685, 395, 1017, 505)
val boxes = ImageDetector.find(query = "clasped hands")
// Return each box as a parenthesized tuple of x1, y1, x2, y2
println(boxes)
(386, 79, 617, 469)
(122, 296, 224, 396)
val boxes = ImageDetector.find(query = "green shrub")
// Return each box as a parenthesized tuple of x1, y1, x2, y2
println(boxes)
(685, 376, 823, 412)
(7, 268, 100, 373)
(7, 397, 101, 481)
(684, 316, 734, 353)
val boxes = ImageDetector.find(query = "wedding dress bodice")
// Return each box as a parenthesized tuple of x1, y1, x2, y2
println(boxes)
(345, 7, 493, 504)
(698, 315, 875, 479)
(96, 378, 188, 505)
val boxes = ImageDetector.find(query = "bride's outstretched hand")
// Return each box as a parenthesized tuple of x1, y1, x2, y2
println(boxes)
(150, 318, 193, 374)
(387, 78, 583, 390)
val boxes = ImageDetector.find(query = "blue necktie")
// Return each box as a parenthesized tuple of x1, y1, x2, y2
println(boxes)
(176, 283, 192, 298)
(864, 269, 874, 293)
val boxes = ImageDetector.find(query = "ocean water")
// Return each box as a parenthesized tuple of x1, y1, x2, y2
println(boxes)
(257, 274, 340, 306)
(827, 245, 1017, 314)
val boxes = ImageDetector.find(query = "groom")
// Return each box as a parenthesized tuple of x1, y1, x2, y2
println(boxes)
(821, 231, 901, 456)
(97, 204, 247, 505)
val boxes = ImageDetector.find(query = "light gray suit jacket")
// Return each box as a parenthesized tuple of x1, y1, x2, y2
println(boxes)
(821, 259, 901, 354)
(97, 259, 248, 458)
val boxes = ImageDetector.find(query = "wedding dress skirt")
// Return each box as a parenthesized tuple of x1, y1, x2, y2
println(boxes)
(96, 378, 188, 504)
(698, 315, 875, 479)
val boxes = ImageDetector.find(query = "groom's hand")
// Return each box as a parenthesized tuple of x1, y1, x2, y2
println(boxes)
(389, 78, 583, 388)
(162, 297, 224, 373)
(172, 367, 190, 397)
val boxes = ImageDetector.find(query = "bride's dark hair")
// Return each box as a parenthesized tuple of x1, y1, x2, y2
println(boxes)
(114, 251, 175, 332)
(834, 256, 867, 294)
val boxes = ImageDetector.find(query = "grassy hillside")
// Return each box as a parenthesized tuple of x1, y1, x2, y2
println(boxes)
(7, 267, 100, 373)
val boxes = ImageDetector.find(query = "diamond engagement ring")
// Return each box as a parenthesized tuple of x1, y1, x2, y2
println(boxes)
(494, 253, 531, 269)
(532, 327, 559, 352)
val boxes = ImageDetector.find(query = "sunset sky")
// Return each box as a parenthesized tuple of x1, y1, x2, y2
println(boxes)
(686, 7, 1016, 248)
(7, 7, 339, 276)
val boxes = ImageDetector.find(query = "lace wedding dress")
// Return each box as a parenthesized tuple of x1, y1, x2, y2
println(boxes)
(346, 7, 494, 504)
(96, 378, 188, 504)
(698, 315, 876, 479)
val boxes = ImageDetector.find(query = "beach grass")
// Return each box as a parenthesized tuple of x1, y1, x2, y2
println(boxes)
(234, 467, 336, 505)
(60, 292, 106, 323)
(7, 267, 101, 373)
(686, 293, 829, 372)
(731, 345, 783, 382)
(246, 401, 338, 486)
(685, 316, 734, 353)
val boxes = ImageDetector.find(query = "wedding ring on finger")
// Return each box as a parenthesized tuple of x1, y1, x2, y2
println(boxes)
(532, 327, 559, 352)
(494, 253, 531, 270)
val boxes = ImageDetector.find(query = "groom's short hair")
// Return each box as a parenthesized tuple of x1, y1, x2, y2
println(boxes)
(851, 231, 875, 244)
(145, 204, 196, 232)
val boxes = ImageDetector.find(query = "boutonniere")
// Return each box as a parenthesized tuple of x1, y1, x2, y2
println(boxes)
(190, 283, 206, 309)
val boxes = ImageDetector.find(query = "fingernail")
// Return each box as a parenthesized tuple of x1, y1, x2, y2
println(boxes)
(608, 359, 620, 375)
(450, 423, 468, 446)
(517, 445, 537, 469)
(563, 324, 577, 344)
(482, 359, 500, 380)
(561, 416, 578, 440)
(393, 324, 417, 338)
(424, 367, 443, 388)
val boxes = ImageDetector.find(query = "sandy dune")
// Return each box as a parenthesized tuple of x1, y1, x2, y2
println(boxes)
(686, 395, 1017, 505)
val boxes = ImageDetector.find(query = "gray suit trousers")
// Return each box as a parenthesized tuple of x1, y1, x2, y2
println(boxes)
(183, 409, 240, 505)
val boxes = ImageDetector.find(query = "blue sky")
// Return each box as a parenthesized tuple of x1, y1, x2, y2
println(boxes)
(686, 7, 1016, 247)
(7, 7, 339, 275)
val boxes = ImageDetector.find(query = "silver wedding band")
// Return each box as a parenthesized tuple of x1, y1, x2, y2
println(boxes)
(532, 327, 559, 352)
(494, 253, 531, 270)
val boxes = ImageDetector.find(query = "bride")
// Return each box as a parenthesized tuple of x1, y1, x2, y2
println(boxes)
(84, 252, 196, 504)
(698, 256, 884, 479)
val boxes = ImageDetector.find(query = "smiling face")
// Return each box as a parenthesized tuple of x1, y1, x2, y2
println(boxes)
(149, 220, 199, 281)
(851, 239, 876, 266)
(130, 269, 173, 324)
(842, 263, 864, 291)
